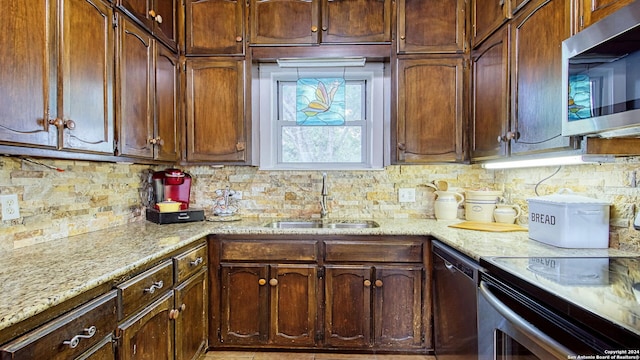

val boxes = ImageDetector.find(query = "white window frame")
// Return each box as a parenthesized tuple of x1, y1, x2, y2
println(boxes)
(257, 62, 386, 170)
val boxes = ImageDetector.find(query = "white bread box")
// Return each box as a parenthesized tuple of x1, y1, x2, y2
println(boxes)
(527, 189, 610, 248)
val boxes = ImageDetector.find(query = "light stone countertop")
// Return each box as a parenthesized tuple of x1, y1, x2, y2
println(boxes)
(1, 218, 638, 338)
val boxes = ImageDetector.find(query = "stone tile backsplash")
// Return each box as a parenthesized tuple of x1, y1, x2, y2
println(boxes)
(1, 156, 639, 252)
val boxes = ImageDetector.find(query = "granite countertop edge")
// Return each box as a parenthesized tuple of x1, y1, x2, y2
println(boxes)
(1, 217, 637, 337)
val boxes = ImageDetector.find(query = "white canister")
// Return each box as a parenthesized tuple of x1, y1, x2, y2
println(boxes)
(465, 190, 503, 222)
(433, 191, 464, 220)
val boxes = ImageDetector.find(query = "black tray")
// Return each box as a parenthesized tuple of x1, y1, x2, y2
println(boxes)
(145, 208, 205, 224)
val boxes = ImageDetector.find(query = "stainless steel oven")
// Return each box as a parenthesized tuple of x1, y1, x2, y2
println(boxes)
(478, 257, 640, 360)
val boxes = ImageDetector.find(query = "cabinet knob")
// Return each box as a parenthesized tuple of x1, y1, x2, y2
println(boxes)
(364, 280, 371, 287)
(269, 278, 278, 287)
(149, 138, 157, 145)
(400, 35, 406, 40)
(322, 26, 328, 31)
(49, 118, 64, 128)
(311, 25, 318, 33)
(258, 278, 267, 286)
(155, 14, 163, 24)
(497, 132, 517, 143)
(375, 279, 383, 287)
(148, 9, 157, 18)
(236, 36, 243, 42)
(179, 303, 186, 312)
(169, 309, 180, 320)
(397, 143, 406, 151)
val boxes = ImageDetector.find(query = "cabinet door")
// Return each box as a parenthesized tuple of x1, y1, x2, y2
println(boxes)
(395, 58, 465, 163)
(373, 266, 423, 349)
(580, 0, 634, 30)
(220, 264, 269, 345)
(471, 25, 510, 160)
(398, 0, 466, 53)
(119, 0, 153, 29)
(60, 0, 115, 154)
(118, 291, 174, 360)
(471, 0, 510, 47)
(151, 0, 178, 50)
(250, 0, 320, 45)
(117, 17, 154, 158)
(154, 43, 180, 161)
(269, 265, 317, 347)
(185, 0, 245, 55)
(510, 0, 574, 155)
(324, 265, 371, 348)
(174, 269, 208, 360)
(0, 0, 56, 148)
(322, 0, 391, 43)
(185, 59, 247, 162)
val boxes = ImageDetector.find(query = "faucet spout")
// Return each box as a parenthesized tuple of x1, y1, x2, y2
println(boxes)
(320, 173, 328, 218)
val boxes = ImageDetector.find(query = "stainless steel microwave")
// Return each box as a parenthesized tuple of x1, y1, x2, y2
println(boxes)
(562, 1, 640, 138)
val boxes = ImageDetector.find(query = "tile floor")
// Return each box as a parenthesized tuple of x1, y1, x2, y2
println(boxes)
(200, 351, 435, 360)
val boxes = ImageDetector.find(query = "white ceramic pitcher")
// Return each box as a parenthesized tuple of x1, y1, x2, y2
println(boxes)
(433, 191, 465, 220)
(493, 204, 521, 224)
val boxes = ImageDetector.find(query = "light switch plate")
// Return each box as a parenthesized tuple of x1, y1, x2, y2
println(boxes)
(0, 194, 20, 221)
(399, 188, 416, 202)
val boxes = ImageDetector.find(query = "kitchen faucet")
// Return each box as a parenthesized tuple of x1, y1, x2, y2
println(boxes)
(320, 172, 328, 218)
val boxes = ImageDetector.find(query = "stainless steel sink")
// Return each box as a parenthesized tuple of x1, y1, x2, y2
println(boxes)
(265, 220, 379, 229)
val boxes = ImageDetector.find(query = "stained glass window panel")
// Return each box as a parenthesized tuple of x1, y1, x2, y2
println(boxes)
(296, 78, 346, 125)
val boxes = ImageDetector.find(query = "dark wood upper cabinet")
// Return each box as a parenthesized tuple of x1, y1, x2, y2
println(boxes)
(250, 0, 391, 45)
(184, 59, 248, 163)
(509, 0, 575, 155)
(185, 0, 245, 55)
(395, 58, 465, 163)
(579, 0, 635, 30)
(250, 0, 320, 45)
(471, 0, 510, 48)
(0, 0, 56, 148)
(118, 0, 179, 51)
(397, 0, 466, 53)
(322, 0, 391, 43)
(471, 25, 510, 160)
(0, 0, 115, 154)
(116, 17, 179, 161)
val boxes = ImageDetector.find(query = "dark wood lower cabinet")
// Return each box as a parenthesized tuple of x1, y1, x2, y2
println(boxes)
(324, 265, 423, 349)
(219, 263, 318, 347)
(118, 291, 175, 360)
(211, 235, 430, 353)
(174, 269, 208, 360)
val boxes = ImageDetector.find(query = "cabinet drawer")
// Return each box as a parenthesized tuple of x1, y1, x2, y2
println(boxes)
(220, 240, 318, 262)
(0, 291, 117, 360)
(174, 243, 208, 283)
(324, 240, 423, 263)
(117, 260, 174, 320)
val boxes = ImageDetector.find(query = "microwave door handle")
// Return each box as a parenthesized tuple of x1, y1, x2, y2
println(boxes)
(479, 281, 576, 358)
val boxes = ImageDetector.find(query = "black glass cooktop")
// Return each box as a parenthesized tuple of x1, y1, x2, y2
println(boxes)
(480, 256, 640, 341)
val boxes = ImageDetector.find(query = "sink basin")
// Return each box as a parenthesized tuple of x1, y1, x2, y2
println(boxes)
(265, 220, 379, 229)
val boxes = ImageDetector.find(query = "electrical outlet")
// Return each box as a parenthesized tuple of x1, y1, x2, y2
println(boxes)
(398, 188, 416, 203)
(1, 194, 20, 221)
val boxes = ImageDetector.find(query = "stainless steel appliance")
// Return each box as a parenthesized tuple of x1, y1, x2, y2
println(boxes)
(432, 241, 479, 360)
(479, 257, 640, 359)
(562, 1, 640, 138)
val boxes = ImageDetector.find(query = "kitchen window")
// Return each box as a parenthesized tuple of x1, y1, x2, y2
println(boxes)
(257, 62, 387, 170)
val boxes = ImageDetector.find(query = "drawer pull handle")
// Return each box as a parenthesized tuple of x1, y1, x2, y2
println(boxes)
(144, 280, 164, 294)
(63, 326, 97, 349)
(190, 257, 203, 266)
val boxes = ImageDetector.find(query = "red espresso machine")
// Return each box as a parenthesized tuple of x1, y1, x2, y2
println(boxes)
(145, 168, 204, 224)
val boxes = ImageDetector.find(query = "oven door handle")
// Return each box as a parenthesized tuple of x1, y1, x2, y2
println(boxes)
(479, 281, 576, 358)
